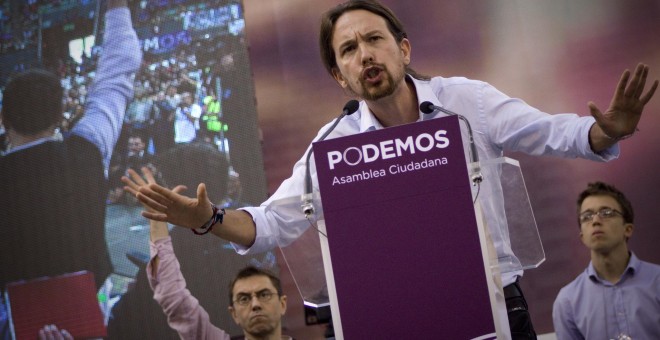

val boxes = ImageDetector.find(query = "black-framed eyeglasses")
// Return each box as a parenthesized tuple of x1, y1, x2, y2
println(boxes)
(579, 208, 623, 224)
(233, 290, 277, 306)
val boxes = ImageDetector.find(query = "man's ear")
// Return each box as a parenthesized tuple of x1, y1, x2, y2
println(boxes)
(280, 295, 288, 316)
(624, 223, 634, 240)
(400, 38, 411, 66)
(578, 230, 586, 246)
(332, 68, 347, 88)
(228, 306, 239, 325)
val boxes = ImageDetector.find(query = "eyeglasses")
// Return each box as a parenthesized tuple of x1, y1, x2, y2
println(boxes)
(233, 290, 276, 306)
(579, 208, 623, 224)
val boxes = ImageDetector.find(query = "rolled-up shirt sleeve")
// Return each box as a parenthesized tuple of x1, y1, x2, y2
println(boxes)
(147, 237, 231, 340)
(71, 7, 142, 171)
(478, 82, 619, 162)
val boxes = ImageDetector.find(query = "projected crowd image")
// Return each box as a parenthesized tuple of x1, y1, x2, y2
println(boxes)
(0, 0, 273, 338)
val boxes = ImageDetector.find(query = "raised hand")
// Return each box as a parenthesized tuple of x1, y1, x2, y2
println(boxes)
(122, 167, 213, 230)
(122, 167, 184, 212)
(589, 63, 658, 139)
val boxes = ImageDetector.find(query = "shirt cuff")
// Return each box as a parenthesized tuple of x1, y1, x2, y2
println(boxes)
(233, 206, 274, 255)
(147, 237, 173, 284)
(581, 117, 620, 161)
(149, 236, 173, 258)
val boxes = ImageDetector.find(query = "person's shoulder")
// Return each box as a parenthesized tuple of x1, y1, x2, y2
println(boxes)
(429, 75, 485, 87)
(638, 258, 660, 275)
(554, 278, 582, 313)
(558, 268, 590, 296)
(65, 134, 103, 154)
(427, 75, 488, 97)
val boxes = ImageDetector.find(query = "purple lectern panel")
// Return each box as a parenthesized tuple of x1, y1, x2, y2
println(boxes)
(313, 116, 496, 338)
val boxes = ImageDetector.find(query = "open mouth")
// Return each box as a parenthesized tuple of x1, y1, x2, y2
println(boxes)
(362, 66, 382, 81)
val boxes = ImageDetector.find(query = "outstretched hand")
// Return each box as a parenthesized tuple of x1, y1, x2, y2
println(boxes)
(122, 167, 213, 229)
(122, 167, 184, 212)
(589, 63, 658, 139)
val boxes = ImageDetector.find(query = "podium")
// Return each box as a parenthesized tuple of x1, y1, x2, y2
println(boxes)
(274, 116, 543, 339)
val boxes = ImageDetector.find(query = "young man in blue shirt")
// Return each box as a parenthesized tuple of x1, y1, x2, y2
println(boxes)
(553, 181, 660, 339)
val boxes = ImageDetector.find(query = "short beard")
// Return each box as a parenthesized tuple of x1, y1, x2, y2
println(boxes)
(350, 65, 403, 101)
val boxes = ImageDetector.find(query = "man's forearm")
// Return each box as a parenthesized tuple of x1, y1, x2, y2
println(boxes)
(210, 210, 256, 247)
(150, 220, 169, 242)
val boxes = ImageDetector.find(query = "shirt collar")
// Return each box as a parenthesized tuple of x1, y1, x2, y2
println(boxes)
(356, 75, 441, 133)
(587, 252, 639, 284)
(627, 251, 641, 274)
(4, 135, 60, 155)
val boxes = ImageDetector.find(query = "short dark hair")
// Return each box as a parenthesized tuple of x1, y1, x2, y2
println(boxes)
(319, 0, 428, 80)
(2, 69, 64, 135)
(228, 266, 283, 306)
(576, 181, 634, 227)
(154, 142, 229, 203)
(127, 130, 147, 143)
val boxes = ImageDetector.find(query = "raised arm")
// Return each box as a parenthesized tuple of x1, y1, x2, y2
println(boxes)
(71, 0, 142, 170)
(134, 181, 257, 247)
(123, 168, 172, 242)
(588, 63, 658, 152)
(123, 168, 231, 340)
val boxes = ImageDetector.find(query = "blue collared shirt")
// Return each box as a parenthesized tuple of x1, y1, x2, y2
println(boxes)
(553, 252, 660, 339)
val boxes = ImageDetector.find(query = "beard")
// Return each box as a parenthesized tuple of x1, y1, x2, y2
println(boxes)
(347, 63, 405, 101)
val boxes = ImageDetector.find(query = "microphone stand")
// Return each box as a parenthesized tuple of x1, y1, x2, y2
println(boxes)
(420, 101, 483, 185)
(302, 100, 360, 217)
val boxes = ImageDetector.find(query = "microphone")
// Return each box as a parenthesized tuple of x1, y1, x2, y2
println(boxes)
(302, 100, 360, 217)
(420, 101, 483, 185)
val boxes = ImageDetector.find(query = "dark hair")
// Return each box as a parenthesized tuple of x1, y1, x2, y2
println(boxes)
(576, 181, 634, 227)
(319, 0, 429, 80)
(154, 142, 229, 203)
(2, 69, 64, 135)
(127, 129, 147, 143)
(228, 266, 283, 306)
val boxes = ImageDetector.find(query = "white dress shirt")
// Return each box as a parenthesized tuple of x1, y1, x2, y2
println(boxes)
(239, 75, 618, 286)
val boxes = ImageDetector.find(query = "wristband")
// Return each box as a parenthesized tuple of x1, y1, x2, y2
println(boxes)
(192, 205, 225, 235)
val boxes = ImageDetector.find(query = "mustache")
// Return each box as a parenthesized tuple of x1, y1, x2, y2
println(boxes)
(361, 63, 386, 76)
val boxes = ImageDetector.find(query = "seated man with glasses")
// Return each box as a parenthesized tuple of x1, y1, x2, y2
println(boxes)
(123, 168, 290, 340)
(552, 181, 660, 340)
